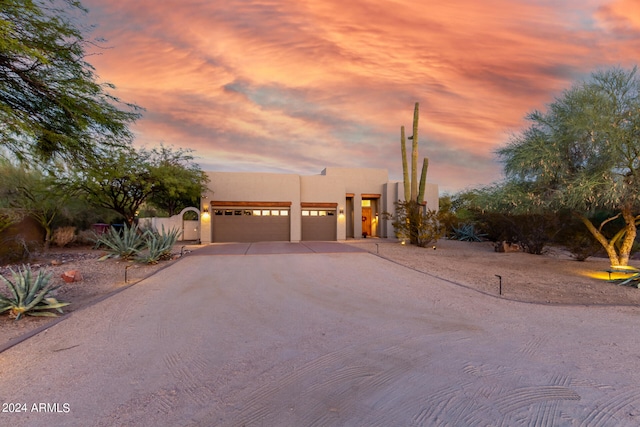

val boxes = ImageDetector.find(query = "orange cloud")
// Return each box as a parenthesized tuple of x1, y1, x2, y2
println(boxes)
(83, 0, 639, 192)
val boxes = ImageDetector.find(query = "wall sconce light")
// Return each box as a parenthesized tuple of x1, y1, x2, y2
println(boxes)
(202, 205, 210, 219)
(339, 207, 344, 215)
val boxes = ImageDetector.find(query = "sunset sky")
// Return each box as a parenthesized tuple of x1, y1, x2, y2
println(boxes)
(82, 0, 639, 193)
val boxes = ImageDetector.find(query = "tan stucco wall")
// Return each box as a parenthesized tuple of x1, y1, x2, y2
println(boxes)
(322, 168, 389, 238)
(300, 175, 346, 240)
(201, 172, 302, 243)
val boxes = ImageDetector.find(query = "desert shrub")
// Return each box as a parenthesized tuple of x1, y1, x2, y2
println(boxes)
(137, 226, 180, 264)
(0, 265, 69, 319)
(52, 226, 76, 247)
(94, 224, 146, 260)
(389, 200, 445, 247)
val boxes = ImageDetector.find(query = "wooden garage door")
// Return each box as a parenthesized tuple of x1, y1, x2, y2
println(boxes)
(212, 207, 290, 242)
(301, 209, 337, 241)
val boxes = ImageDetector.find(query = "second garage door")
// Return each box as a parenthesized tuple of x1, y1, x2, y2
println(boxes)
(301, 208, 337, 241)
(212, 205, 290, 242)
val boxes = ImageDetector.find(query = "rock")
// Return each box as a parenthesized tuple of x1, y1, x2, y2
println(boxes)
(495, 241, 521, 253)
(51, 259, 62, 266)
(61, 270, 83, 283)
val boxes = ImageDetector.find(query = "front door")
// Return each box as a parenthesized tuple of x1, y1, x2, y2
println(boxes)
(362, 207, 371, 237)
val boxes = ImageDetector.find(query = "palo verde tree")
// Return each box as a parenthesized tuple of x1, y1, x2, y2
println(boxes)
(0, 0, 141, 162)
(493, 66, 640, 266)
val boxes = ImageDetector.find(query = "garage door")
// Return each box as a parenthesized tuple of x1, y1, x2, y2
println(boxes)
(212, 204, 290, 242)
(301, 208, 337, 241)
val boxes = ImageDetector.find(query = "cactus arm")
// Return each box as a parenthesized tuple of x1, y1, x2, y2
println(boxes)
(411, 102, 419, 201)
(418, 157, 429, 205)
(400, 126, 411, 201)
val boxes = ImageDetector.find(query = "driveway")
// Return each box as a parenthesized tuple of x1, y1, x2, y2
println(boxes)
(1, 245, 640, 426)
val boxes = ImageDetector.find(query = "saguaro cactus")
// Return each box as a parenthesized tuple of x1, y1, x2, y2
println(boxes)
(400, 102, 429, 205)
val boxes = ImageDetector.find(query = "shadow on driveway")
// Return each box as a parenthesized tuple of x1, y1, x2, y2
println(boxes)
(191, 241, 368, 255)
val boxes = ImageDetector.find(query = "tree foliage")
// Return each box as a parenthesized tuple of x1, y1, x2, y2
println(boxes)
(70, 145, 209, 224)
(0, 160, 68, 248)
(0, 0, 141, 162)
(146, 145, 210, 216)
(491, 66, 640, 266)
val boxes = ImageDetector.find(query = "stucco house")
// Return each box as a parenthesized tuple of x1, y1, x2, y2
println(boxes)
(200, 167, 438, 243)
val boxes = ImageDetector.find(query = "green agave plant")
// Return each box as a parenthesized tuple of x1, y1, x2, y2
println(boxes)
(451, 223, 487, 242)
(95, 224, 146, 260)
(137, 226, 180, 264)
(0, 265, 70, 320)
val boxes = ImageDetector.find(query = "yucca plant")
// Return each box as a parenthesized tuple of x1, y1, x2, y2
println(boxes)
(137, 226, 180, 264)
(0, 265, 70, 320)
(94, 224, 146, 260)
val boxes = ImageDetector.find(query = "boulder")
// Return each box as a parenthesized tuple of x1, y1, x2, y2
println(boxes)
(61, 270, 83, 283)
(495, 241, 521, 253)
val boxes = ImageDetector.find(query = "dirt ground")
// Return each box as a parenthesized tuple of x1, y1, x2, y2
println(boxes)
(1, 239, 639, 349)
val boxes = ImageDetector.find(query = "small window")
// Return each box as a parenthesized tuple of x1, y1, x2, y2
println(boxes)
(234, 210, 242, 216)
(253, 210, 262, 216)
(224, 210, 233, 216)
(271, 210, 280, 216)
(310, 210, 318, 216)
(318, 210, 327, 216)
(214, 210, 223, 216)
(302, 211, 309, 216)
(362, 200, 371, 207)
(280, 210, 289, 216)
(243, 210, 252, 216)
(327, 211, 335, 216)
(262, 210, 271, 216)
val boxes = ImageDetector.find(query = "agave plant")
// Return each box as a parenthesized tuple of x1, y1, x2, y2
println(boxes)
(0, 265, 69, 320)
(94, 224, 146, 260)
(137, 226, 181, 264)
(450, 223, 487, 242)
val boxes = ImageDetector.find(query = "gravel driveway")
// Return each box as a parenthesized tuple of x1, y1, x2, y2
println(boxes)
(1, 249, 640, 426)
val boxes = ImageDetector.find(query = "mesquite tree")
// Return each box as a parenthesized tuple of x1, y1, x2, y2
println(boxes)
(493, 66, 640, 266)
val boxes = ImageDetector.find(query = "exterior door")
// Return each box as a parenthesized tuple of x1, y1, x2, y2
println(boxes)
(182, 220, 199, 240)
(362, 207, 372, 237)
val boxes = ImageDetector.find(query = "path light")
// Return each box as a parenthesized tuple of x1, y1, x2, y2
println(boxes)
(495, 275, 502, 295)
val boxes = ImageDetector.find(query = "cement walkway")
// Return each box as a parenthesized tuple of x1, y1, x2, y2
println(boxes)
(1, 246, 640, 426)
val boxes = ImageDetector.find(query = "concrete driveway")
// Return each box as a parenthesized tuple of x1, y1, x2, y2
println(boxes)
(1, 245, 640, 426)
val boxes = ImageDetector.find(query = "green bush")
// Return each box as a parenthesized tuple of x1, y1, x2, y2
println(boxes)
(0, 265, 69, 320)
(389, 200, 445, 247)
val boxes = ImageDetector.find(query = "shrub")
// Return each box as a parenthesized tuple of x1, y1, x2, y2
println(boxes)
(52, 226, 76, 247)
(94, 224, 146, 260)
(0, 265, 69, 319)
(389, 200, 445, 247)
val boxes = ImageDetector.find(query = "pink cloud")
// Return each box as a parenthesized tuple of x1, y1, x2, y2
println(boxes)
(82, 0, 639, 192)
